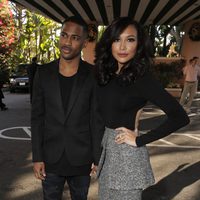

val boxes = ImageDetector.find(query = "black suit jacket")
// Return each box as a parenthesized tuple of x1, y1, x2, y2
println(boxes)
(31, 59, 104, 166)
(27, 62, 38, 102)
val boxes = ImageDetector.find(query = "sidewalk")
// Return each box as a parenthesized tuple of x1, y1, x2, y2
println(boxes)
(139, 95, 200, 200)
(0, 92, 199, 200)
(86, 95, 200, 200)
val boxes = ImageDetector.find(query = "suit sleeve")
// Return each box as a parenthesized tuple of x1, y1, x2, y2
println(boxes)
(31, 69, 45, 162)
(135, 73, 190, 147)
(90, 76, 105, 165)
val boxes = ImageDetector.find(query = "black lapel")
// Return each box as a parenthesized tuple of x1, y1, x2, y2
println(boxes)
(49, 59, 65, 123)
(64, 60, 89, 120)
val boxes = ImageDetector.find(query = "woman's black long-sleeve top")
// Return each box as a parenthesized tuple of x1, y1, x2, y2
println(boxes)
(97, 72, 190, 147)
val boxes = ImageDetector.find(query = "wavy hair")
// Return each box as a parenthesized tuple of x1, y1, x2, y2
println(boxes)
(95, 17, 154, 85)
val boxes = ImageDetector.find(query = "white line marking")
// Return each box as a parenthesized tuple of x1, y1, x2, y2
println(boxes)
(0, 127, 31, 141)
(23, 127, 31, 137)
(0, 127, 200, 150)
(141, 131, 200, 149)
(159, 139, 176, 146)
(183, 134, 200, 141)
(173, 133, 200, 141)
(148, 144, 200, 149)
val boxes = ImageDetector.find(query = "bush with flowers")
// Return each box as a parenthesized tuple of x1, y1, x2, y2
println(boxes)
(0, 0, 16, 84)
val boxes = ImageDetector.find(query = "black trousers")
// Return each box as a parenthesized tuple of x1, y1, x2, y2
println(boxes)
(0, 98, 6, 109)
(42, 173, 90, 200)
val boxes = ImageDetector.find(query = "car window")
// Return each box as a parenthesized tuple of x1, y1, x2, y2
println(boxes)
(13, 65, 28, 77)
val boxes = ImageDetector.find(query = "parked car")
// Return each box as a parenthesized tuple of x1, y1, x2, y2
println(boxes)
(9, 64, 30, 93)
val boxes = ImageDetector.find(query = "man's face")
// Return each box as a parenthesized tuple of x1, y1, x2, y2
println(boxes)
(59, 21, 88, 61)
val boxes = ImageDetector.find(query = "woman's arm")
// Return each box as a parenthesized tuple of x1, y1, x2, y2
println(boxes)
(134, 73, 190, 147)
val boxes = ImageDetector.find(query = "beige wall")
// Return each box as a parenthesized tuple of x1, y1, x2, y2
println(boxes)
(82, 41, 96, 65)
(181, 20, 200, 63)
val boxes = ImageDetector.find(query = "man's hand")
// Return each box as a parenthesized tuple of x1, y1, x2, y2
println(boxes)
(90, 163, 98, 176)
(33, 162, 46, 180)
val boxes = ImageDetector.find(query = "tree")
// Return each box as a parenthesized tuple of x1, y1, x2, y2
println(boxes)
(0, 0, 16, 83)
(10, 2, 61, 66)
(1, 1, 62, 82)
(154, 25, 184, 57)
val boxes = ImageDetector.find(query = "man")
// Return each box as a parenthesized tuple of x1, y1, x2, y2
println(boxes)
(27, 56, 38, 103)
(0, 82, 8, 111)
(180, 56, 200, 113)
(31, 16, 104, 200)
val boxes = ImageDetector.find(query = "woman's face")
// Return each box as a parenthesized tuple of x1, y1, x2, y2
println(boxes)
(112, 25, 138, 70)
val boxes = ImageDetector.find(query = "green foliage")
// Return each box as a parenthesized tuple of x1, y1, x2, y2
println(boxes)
(0, 0, 17, 83)
(153, 25, 183, 57)
(0, 1, 16, 50)
(8, 2, 61, 68)
(0, 1, 61, 82)
(97, 26, 106, 41)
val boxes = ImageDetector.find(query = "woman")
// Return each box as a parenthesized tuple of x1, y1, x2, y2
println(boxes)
(95, 17, 189, 200)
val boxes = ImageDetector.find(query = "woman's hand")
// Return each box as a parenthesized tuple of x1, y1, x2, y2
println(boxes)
(115, 127, 137, 147)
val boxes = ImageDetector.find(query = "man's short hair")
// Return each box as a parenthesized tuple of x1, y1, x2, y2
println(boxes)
(32, 57, 37, 63)
(62, 16, 88, 37)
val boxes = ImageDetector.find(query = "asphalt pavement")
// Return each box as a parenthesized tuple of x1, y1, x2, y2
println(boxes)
(0, 91, 199, 200)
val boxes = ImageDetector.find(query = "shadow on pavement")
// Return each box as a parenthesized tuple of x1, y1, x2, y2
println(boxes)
(0, 94, 199, 200)
(142, 161, 200, 200)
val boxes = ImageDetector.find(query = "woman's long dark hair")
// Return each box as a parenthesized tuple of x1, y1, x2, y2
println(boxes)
(95, 17, 154, 85)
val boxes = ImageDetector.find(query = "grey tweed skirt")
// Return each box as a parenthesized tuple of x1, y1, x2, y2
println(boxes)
(97, 128, 155, 199)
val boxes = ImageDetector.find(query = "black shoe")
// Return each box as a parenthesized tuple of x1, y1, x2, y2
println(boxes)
(1, 107, 8, 111)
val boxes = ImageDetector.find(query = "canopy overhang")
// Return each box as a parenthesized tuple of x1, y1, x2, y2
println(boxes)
(10, 0, 200, 26)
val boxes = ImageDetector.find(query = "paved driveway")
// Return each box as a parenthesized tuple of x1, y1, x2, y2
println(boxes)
(0, 92, 199, 200)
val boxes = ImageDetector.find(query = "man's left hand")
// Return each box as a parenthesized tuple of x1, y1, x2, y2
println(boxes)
(90, 164, 98, 176)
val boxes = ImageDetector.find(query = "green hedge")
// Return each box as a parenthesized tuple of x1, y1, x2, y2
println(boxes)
(152, 59, 186, 88)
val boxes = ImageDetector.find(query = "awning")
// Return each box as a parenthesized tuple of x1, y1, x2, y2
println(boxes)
(10, 0, 200, 25)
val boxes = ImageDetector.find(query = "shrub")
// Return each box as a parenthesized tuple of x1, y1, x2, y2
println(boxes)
(152, 59, 186, 88)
